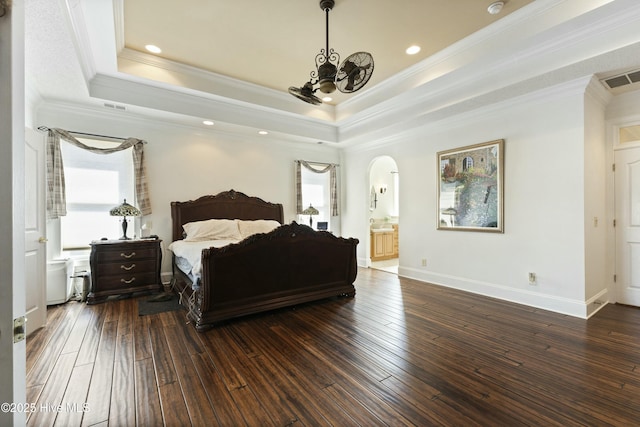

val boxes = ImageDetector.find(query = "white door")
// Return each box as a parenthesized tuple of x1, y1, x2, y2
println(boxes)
(615, 146, 640, 306)
(25, 127, 47, 334)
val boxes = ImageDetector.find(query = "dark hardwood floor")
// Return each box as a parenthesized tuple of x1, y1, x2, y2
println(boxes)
(26, 268, 640, 426)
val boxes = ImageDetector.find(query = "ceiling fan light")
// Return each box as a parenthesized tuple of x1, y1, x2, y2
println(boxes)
(318, 79, 336, 93)
(317, 61, 337, 93)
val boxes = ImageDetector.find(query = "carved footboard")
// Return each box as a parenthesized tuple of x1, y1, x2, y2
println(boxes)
(170, 190, 358, 331)
(193, 222, 358, 331)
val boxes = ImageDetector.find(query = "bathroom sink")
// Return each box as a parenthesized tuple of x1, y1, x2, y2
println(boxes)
(371, 228, 393, 232)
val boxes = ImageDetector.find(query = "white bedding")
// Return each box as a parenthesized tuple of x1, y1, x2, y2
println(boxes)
(168, 239, 239, 282)
(169, 219, 281, 287)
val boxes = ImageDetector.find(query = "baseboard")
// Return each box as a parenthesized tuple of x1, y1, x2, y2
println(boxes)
(398, 266, 594, 319)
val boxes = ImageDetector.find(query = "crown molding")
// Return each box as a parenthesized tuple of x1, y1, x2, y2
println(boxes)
(341, 75, 605, 151)
(88, 73, 340, 143)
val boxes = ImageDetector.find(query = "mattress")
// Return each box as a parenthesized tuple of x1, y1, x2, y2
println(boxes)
(168, 239, 239, 285)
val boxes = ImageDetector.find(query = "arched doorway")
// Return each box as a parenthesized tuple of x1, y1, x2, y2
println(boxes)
(368, 156, 399, 274)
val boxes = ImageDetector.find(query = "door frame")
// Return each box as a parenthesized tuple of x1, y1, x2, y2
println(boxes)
(610, 119, 640, 307)
(0, 1, 28, 425)
(613, 141, 640, 306)
(24, 127, 47, 334)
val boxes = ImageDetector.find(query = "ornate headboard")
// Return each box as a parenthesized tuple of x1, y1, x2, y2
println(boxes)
(170, 189, 285, 241)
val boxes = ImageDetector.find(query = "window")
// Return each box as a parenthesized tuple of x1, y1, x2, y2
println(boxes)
(462, 156, 474, 171)
(299, 167, 331, 229)
(60, 139, 135, 249)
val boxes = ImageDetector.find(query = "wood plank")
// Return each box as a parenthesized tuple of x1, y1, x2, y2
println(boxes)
(26, 303, 83, 389)
(81, 320, 118, 426)
(60, 306, 94, 355)
(116, 296, 136, 336)
(215, 326, 302, 426)
(157, 382, 190, 427)
(190, 351, 248, 426)
(133, 313, 152, 361)
(27, 352, 77, 427)
(163, 323, 217, 426)
(148, 317, 190, 426)
(134, 358, 163, 427)
(148, 317, 178, 387)
(52, 364, 92, 427)
(109, 333, 136, 427)
(26, 303, 68, 375)
(75, 303, 106, 366)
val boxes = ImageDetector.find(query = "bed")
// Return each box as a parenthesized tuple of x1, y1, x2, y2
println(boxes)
(169, 189, 358, 331)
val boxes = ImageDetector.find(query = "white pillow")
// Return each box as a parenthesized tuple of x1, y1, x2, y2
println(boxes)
(183, 219, 241, 241)
(237, 219, 280, 239)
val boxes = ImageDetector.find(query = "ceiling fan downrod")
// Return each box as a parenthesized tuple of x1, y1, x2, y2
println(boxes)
(317, 0, 337, 93)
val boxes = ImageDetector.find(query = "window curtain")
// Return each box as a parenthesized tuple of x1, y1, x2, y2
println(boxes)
(295, 160, 338, 216)
(46, 128, 152, 219)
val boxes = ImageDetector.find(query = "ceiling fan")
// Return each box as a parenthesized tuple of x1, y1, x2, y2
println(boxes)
(288, 0, 375, 105)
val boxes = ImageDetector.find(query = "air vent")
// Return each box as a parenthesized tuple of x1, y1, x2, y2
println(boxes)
(103, 102, 127, 111)
(602, 69, 640, 90)
(604, 75, 631, 89)
(628, 70, 640, 83)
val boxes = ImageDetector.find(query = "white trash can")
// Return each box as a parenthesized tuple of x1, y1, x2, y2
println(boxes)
(46, 258, 74, 305)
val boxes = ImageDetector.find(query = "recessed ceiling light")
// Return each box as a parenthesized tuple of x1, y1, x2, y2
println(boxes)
(258, 130, 269, 135)
(322, 96, 333, 102)
(202, 120, 214, 126)
(406, 45, 421, 55)
(145, 44, 162, 54)
(487, 1, 504, 15)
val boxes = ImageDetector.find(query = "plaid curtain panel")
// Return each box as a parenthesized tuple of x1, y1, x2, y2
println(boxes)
(45, 128, 152, 219)
(295, 160, 338, 216)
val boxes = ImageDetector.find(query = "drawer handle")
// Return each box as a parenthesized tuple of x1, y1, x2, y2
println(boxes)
(121, 264, 136, 271)
(120, 277, 136, 284)
(120, 252, 136, 259)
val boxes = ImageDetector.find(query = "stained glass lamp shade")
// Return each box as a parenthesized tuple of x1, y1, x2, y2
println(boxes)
(110, 199, 141, 240)
(301, 204, 319, 227)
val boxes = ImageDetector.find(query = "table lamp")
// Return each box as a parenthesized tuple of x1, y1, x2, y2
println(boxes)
(301, 204, 319, 228)
(110, 199, 141, 240)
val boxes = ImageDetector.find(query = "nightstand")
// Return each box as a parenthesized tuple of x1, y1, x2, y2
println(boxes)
(88, 239, 162, 304)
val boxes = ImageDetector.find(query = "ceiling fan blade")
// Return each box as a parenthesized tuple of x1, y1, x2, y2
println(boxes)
(336, 52, 374, 94)
(288, 85, 322, 105)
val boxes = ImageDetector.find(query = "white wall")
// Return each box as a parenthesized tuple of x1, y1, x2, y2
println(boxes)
(38, 103, 342, 277)
(342, 78, 595, 317)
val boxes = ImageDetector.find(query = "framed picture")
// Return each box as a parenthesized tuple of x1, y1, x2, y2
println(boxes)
(437, 139, 504, 232)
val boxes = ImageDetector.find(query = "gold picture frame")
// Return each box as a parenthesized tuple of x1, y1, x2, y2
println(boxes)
(437, 139, 504, 232)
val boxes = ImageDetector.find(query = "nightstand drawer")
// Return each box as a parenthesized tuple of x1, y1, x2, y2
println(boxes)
(95, 272, 159, 292)
(95, 259, 157, 276)
(96, 247, 157, 263)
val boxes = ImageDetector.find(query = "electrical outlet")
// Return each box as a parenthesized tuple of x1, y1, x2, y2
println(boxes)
(528, 272, 537, 285)
(421, 258, 427, 267)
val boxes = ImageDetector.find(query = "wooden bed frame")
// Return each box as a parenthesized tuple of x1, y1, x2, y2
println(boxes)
(170, 190, 358, 331)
